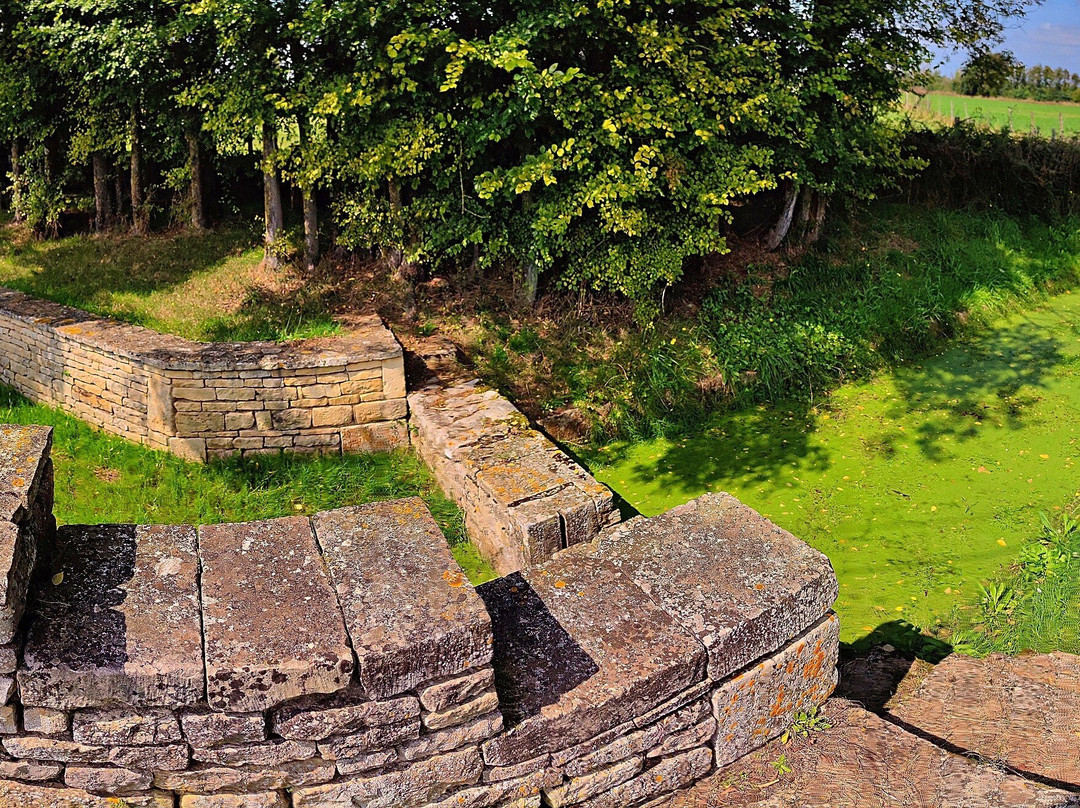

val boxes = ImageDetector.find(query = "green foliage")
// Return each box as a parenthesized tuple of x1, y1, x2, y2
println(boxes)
(781, 708, 832, 744)
(0, 383, 495, 583)
(957, 51, 1020, 98)
(951, 512, 1080, 656)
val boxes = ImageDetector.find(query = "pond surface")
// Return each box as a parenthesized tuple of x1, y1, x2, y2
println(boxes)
(590, 290, 1080, 646)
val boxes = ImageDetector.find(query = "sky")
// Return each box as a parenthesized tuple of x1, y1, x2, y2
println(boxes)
(934, 0, 1080, 75)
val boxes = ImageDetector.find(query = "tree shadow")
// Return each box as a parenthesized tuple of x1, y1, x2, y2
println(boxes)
(884, 317, 1068, 463)
(0, 224, 258, 322)
(594, 399, 832, 509)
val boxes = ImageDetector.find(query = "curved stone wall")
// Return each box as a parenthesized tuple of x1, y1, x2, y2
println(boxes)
(0, 288, 408, 462)
(0, 424, 840, 808)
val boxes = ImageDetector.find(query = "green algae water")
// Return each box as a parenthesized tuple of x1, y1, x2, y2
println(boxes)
(589, 290, 1080, 648)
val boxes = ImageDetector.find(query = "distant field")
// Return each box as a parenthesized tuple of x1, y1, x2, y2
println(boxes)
(907, 92, 1080, 136)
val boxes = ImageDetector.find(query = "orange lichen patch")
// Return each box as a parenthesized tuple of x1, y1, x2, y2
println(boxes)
(554, 580, 567, 589)
(443, 569, 466, 588)
(754, 583, 765, 591)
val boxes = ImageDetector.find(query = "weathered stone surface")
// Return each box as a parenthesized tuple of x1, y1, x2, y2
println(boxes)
(646, 716, 715, 758)
(19, 523, 204, 709)
(546, 756, 643, 807)
(0, 704, 16, 734)
(670, 700, 1080, 808)
(316, 719, 419, 760)
(0, 675, 16, 704)
(0, 758, 63, 780)
(181, 711, 266, 747)
(577, 747, 712, 808)
(401, 712, 504, 762)
(153, 758, 336, 794)
(561, 697, 711, 778)
(72, 708, 182, 746)
(0, 424, 53, 643)
(891, 651, 1080, 789)
(64, 764, 153, 795)
(180, 793, 289, 808)
(593, 493, 839, 682)
(419, 669, 496, 713)
(272, 690, 419, 741)
(23, 706, 69, 736)
(292, 746, 485, 808)
(335, 748, 397, 776)
(712, 613, 840, 767)
(312, 500, 492, 700)
(478, 556, 705, 766)
(198, 516, 353, 712)
(3, 735, 189, 769)
(0, 779, 171, 807)
(424, 767, 561, 808)
(193, 740, 316, 768)
(0, 642, 19, 674)
(423, 690, 500, 731)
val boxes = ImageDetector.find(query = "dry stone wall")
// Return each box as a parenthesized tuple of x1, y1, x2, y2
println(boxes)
(0, 288, 408, 462)
(0, 424, 841, 808)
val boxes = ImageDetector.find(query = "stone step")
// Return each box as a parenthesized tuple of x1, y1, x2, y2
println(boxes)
(19, 523, 204, 709)
(889, 652, 1080, 790)
(197, 516, 354, 712)
(665, 699, 1080, 807)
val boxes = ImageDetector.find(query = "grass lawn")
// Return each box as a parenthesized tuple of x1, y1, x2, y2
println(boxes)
(587, 288, 1080, 655)
(0, 385, 495, 583)
(0, 219, 339, 342)
(909, 91, 1080, 135)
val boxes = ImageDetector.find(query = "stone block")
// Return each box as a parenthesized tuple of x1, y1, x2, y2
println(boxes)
(181, 795, 289, 808)
(64, 765, 153, 795)
(0, 758, 63, 780)
(271, 408, 312, 430)
(401, 712, 504, 762)
(419, 669, 496, 713)
(272, 691, 419, 741)
(0, 703, 17, 733)
(19, 524, 204, 709)
(0, 778, 174, 807)
(312, 405, 353, 428)
(168, 437, 207, 462)
(335, 749, 397, 776)
(341, 421, 409, 453)
(23, 706, 69, 736)
(316, 719, 419, 760)
(153, 758, 336, 794)
(353, 399, 408, 425)
(2, 735, 188, 770)
(72, 708, 182, 746)
(546, 756, 643, 807)
(478, 556, 705, 767)
(193, 739, 317, 767)
(574, 747, 712, 808)
(198, 516, 353, 712)
(711, 613, 840, 767)
(424, 767, 561, 808)
(292, 746, 484, 808)
(423, 690, 500, 731)
(0, 641, 18, 674)
(594, 493, 839, 682)
(312, 500, 492, 700)
(181, 711, 267, 747)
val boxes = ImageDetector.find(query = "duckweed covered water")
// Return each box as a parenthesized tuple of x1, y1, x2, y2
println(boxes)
(590, 290, 1080, 648)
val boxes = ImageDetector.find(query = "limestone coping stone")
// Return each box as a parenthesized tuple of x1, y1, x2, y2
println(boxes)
(19, 524, 204, 709)
(0, 424, 52, 522)
(0, 288, 401, 372)
(592, 492, 839, 682)
(198, 516, 354, 712)
(478, 555, 706, 767)
(312, 499, 493, 701)
(890, 651, 1080, 790)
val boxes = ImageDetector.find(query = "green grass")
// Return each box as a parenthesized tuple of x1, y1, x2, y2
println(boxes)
(909, 91, 1080, 136)
(586, 286, 1080, 652)
(0, 384, 495, 584)
(0, 219, 340, 342)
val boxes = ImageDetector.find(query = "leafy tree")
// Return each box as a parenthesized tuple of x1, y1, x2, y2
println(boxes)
(957, 51, 1020, 97)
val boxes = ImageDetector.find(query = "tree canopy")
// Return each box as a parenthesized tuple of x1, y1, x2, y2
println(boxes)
(1, 0, 1037, 311)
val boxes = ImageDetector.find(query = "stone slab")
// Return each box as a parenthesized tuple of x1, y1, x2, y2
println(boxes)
(0, 424, 51, 519)
(667, 700, 1080, 808)
(19, 523, 204, 709)
(478, 555, 706, 766)
(312, 500, 492, 700)
(711, 612, 840, 767)
(0, 779, 173, 808)
(198, 516, 353, 711)
(594, 492, 838, 682)
(890, 651, 1080, 789)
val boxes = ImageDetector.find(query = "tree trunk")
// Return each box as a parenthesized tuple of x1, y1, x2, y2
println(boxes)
(10, 142, 24, 223)
(262, 120, 284, 269)
(92, 152, 112, 233)
(387, 177, 418, 319)
(297, 116, 319, 271)
(186, 128, 207, 231)
(763, 181, 799, 250)
(130, 110, 149, 235)
(521, 260, 539, 307)
(804, 193, 827, 246)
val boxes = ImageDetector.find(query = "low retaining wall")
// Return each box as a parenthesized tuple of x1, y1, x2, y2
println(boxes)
(407, 342, 619, 574)
(0, 289, 408, 462)
(0, 425, 840, 808)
